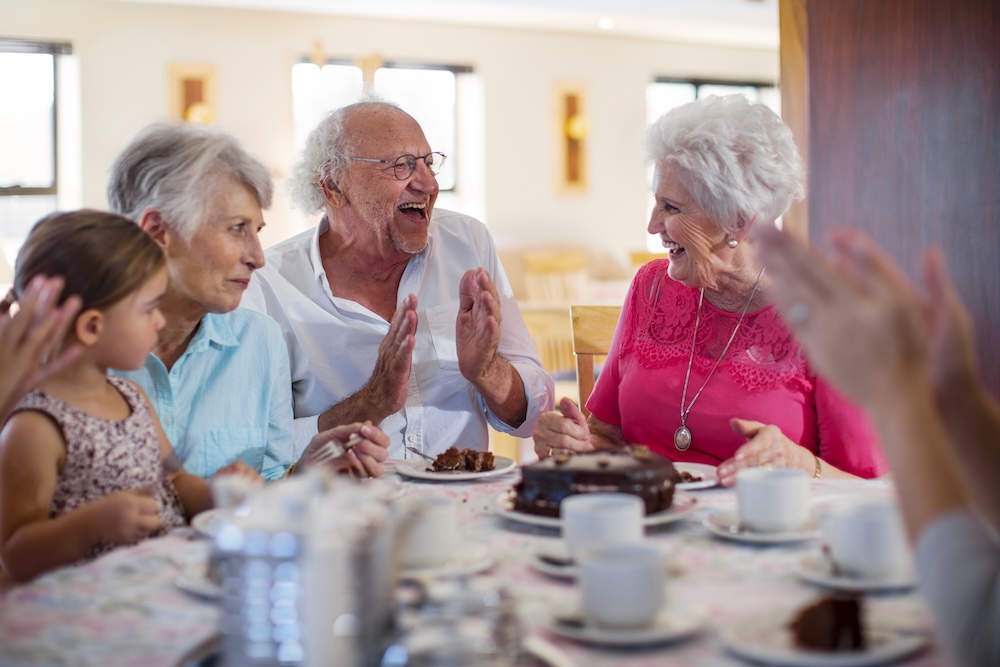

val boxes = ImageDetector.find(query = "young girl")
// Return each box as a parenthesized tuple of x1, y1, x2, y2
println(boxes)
(0, 210, 258, 582)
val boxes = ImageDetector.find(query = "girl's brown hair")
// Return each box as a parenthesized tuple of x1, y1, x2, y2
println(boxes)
(13, 209, 165, 312)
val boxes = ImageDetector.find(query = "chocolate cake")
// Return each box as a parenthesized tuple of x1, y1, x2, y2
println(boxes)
(513, 447, 678, 516)
(788, 596, 866, 651)
(431, 447, 495, 473)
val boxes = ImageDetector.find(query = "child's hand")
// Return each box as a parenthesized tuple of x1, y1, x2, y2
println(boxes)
(94, 488, 161, 545)
(212, 461, 264, 484)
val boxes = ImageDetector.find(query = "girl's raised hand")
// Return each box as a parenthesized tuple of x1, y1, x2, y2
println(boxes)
(0, 275, 83, 419)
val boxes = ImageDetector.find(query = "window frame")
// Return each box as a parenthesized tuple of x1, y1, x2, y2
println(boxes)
(0, 38, 72, 197)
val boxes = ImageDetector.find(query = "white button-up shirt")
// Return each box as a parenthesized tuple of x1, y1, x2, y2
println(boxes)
(242, 209, 554, 459)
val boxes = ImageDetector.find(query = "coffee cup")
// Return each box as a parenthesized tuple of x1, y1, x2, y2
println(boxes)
(736, 467, 810, 532)
(398, 495, 460, 569)
(560, 493, 643, 560)
(822, 498, 910, 579)
(579, 543, 665, 629)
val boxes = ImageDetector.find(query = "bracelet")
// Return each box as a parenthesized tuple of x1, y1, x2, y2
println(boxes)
(812, 454, 822, 479)
(284, 461, 298, 477)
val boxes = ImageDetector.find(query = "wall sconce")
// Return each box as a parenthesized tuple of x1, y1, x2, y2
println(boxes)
(554, 82, 587, 193)
(168, 63, 217, 124)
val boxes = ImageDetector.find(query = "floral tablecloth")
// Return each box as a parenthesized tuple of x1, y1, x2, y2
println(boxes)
(0, 468, 948, 666)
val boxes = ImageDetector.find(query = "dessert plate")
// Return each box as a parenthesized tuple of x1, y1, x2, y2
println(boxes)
(717, 615, 928, 666)
(395, 456, 517, 482)
(175, 571, 222, 601)
(703, 510, 821, 544)
(674, 462, 719, 490)
(190, 508, 232, 538)
(544, 599, 706, 647)
(796, 550, 916, 592)
(400, 542, 494, 579)
(494, 490, 697, 529)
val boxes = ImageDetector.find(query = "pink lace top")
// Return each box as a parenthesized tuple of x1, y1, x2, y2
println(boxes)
(10, 376, 187, 559)
(587, 260, 887, 476)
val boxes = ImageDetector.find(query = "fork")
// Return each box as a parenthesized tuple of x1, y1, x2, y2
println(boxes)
(404, 445, 435, 462)
(309, 433, 365, 468)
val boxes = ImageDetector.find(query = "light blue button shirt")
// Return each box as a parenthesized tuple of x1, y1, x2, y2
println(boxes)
(115, 308, 295, 481)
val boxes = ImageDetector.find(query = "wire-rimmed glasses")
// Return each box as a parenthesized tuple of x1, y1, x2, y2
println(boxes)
(348, 152, 447, 180)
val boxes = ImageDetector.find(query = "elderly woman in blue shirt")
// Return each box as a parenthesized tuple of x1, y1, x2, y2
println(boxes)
(108, 123, 388, 480)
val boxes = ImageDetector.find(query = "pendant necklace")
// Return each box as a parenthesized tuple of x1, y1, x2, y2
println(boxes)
(673, 267, 766, 451)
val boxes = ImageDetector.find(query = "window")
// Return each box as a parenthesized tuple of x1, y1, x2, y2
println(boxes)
(0, 38, 72, 287)
(644, 77, 780, 251)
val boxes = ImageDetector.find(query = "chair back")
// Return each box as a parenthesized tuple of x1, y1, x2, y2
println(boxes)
(629, 251, 666, 274)
(570, 304, 622, 417)
(520, 306, 575, 377)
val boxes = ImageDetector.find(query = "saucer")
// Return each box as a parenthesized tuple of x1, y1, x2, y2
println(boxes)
(400, 541, 494, 579)
(718, 614, 928, 666)
(703, 510, 821, 544)
(544, 599, 706, 647)
(175, 571, 222, 601)
(674, 462, 719, 490)
(797, 550, 916, 592)
(190, 508, 232, 538)
(530, 543, 577, 579)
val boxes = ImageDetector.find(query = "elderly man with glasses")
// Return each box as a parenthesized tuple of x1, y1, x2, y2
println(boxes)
(243, 100, 554, 460)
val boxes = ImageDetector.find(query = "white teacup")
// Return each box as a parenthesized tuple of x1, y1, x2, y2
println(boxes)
(210, 473, 262, 510)
(823, 498, 910, 579)
(398, 495, 460, 569)
(579, 543, 665, 630)
(560, 493, 643, 560)
(736, 467, 810, 533)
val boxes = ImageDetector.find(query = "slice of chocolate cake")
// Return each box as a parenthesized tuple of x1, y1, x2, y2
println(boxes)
(513, 446, 678, 516)
(430, 447, 495, 472)
(788, 596, 866, 651)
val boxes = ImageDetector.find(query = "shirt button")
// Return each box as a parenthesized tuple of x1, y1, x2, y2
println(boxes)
(405, 435, 417, 445)
(163, 416, 172, 425)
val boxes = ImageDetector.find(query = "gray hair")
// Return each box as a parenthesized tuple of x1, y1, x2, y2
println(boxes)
(107, 123, 273, 238)
(642, 94, 805, 233)
(288, 98, 401, 215)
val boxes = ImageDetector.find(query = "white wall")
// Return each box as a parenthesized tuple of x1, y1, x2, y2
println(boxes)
(2, 0, 778, 274)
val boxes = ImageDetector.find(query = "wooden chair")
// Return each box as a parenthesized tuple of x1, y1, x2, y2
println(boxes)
(521, 250, 590, 305)
(629, 250, 667, 274)
(520, 306, 575, 377)
(570, 304, 622, 417)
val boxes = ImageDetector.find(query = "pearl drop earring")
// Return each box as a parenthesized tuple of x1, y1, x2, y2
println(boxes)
(727, 238, 738, 248)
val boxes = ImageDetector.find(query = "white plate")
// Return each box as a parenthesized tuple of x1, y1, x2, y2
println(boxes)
(674, 462, 719, 490)
(530, 543, 577, 579)
(401, 541, 495, 579)
(495, 490, 698, 529)
(544, 599, 706, 647)
(395, 456, 517, 482)
(797, 550, 916, 592)
(175, 571, 222, 601)
(718, 615, 928, 666)
(190, 508, 232, 538)
(703, 510, 821, 544)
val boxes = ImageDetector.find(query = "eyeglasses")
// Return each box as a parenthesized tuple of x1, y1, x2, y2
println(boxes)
(348, 152, 447, 180)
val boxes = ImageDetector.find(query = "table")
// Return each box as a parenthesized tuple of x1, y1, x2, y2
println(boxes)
(0, 469, 946, 667)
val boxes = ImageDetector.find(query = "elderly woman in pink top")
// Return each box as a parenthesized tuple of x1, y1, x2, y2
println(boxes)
(533, 95, 888, 486)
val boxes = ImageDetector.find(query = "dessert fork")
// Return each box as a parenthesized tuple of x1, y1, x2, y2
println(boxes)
(404, 445, 435, 462)
(309, 433, 365, 468)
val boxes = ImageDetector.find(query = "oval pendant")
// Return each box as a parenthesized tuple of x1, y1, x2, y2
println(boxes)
(673, 425, 692, 451)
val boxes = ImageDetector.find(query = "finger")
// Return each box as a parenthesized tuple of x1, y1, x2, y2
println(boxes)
(359, 422, 390, 448)
(558, 396, 588, 428)
(729, 417, 764, 438)
(757, 228, 840, 304)
(829, 229, 913, 299)
(458, 270, 477, 312)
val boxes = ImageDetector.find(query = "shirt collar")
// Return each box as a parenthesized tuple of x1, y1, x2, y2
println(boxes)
(185, 311, 240, 353)
(309, 213, 436, 284)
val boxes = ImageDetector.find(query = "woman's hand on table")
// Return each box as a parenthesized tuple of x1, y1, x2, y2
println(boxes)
(717, 418, 815, 486)
(303, 421, 389, 478)
(532, 397, 595, 458)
